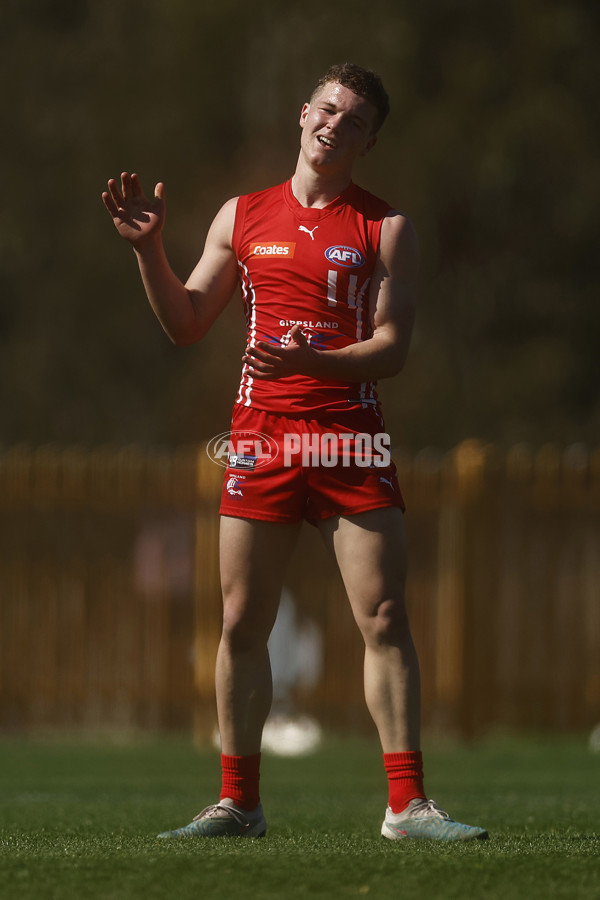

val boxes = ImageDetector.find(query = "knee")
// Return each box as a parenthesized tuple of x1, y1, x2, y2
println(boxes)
(360, 598, 411, 648)
(221, 598, 270, 654)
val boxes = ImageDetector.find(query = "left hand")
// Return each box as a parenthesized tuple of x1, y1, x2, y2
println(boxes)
(242, 325, 317, 379)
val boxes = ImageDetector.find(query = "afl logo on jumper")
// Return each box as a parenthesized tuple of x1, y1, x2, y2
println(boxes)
(325, 245, 365, 268)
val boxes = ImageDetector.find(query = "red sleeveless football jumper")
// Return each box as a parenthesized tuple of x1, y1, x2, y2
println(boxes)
(232, 178, 392, 416)
(219, 178, 405, 524)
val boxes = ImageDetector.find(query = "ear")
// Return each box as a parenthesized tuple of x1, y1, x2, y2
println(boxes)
(299, 102, 310, 128)
(360, 134, 378, 157)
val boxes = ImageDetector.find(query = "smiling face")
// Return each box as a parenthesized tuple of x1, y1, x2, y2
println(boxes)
(298, 81, 379, 175)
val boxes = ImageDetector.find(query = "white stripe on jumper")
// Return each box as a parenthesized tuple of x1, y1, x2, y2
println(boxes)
(237, 261, 256, 407)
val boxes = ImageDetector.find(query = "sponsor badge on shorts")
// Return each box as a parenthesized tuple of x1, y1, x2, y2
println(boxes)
(228, 455, 257, 470)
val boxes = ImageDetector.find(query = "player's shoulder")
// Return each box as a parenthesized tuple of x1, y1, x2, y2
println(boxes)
(382, 209, 417, 238)
(217, 196, 240, 217)
(210, 196, 239, 234)
(347, 181, 394, 220)
(239, 181, 287, 206)
(379, 210, 419, 274)
(215, 182, 284, 223)
(231, 182, 288, 230)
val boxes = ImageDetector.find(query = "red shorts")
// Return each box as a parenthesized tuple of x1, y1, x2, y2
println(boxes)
(218, 405, 405, 525)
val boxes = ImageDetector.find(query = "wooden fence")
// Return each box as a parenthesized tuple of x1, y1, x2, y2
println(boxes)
(1, 441, 599, 740)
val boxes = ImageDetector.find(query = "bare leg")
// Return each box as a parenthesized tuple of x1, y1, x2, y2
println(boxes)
(216, 516, 301, 756)
(318, 507, 421, 752)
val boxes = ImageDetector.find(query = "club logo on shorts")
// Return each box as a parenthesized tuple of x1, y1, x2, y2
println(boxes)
(206, 430, 279, 469)
(325, 245, 365, 268)
(226, 475, 245, 497)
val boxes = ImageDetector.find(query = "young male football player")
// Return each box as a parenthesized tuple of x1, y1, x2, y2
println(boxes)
(102, 62, 488, 842)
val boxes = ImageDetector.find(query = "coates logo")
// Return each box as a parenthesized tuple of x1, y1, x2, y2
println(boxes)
(325, 245, 365, 268)
(250, 242, 296, 259)
(205, 430, 279, 469)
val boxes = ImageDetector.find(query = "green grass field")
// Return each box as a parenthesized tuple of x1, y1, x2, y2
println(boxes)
(1, 734, 598, 899)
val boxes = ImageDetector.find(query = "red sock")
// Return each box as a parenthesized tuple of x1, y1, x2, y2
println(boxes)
(383, 751, 426, 813)
(220, 753, 261, 811)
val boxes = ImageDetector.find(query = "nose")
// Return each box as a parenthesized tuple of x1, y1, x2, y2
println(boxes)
(323, 115, 341, 137)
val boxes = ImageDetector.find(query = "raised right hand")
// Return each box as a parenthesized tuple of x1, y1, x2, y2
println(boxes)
(102, 172, 165, 246)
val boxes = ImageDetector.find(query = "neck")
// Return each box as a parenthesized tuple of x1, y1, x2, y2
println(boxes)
(291, 152, 352, 208)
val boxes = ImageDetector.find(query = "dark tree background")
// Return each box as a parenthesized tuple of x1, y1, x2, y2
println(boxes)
(1, 0, 598, 451)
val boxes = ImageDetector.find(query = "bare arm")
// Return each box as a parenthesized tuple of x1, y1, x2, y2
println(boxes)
(243, 211, 418, 382)
(102, 173, 239, 346)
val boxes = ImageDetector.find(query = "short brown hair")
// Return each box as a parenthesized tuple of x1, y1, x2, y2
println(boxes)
(310, 63, 390, 133)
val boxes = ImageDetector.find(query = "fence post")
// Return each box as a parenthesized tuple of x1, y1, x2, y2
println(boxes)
(433, 440, 487, 735)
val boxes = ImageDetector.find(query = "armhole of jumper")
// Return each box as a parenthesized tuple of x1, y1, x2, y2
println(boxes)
(372, 217, 385, 258)
(372, 206, 395, 257)
(232, 194, 249, 259)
